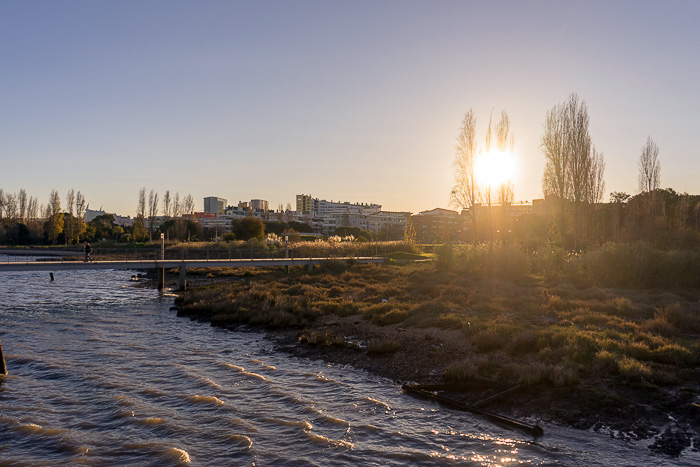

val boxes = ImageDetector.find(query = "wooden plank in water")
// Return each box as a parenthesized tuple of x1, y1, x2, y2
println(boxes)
(402, 384, 543, 437)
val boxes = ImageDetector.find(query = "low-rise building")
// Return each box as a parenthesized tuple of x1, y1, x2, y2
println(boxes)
(411, 208, 464, 243)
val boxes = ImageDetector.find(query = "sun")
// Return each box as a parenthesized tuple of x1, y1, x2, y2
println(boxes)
(474, 149, 517, 188)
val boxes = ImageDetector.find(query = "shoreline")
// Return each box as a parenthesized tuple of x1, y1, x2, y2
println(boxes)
(169, 263, 700, 458)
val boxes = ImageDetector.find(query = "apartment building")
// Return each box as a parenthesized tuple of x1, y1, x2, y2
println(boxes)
(411, 208, 464, 243)
(203, 197, 227, 215)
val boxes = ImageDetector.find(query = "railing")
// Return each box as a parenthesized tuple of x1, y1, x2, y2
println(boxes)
(0, 248, 387, 264)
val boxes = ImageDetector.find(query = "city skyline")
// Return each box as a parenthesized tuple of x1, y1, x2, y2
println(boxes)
(2, 1, 699, 217)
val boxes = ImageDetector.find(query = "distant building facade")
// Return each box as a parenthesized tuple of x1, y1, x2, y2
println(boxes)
(411, 208, 464, 243)
(296, 194, 313, 213)
(203, 197, 227, 215)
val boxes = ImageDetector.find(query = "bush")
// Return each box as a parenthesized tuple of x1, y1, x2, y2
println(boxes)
(435, 243, 530, 281)
(617, 356, 652, 381)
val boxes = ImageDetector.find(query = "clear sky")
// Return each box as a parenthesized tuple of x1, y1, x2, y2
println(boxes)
(1, 1, 698, 217)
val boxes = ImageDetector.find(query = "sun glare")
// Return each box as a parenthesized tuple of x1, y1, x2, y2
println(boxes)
(474, 150, 517, 188)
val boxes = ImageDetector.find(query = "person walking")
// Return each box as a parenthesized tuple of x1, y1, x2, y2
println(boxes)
(83, 241, 93, 262)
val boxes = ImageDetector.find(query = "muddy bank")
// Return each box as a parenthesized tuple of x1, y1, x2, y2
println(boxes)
(171, 264, 700, 458)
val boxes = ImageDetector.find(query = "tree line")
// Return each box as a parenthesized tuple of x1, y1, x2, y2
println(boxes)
(451, 92, 681, 250)
(0, 187, 198, 245)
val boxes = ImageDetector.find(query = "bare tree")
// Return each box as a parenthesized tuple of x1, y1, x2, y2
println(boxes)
(147, 189, 159, 241)
(18, 189, 27, 222)
(172, 192, 182, 218)
(495, 111, 515, 206)
(162, 190, 172, 219)
(542, 93, 604, 248)
(638, 136, 660, 193)
(542, 101, 571, 202)
(4, 193, 18, 220)
(450, 109, 479, 235)
(137, 187, 147, 220)
(0, 189, 5, 219)
(27, 196, 39, 220)
(132, 187, 147, 242)
(182, 194, 195, 216)
(588, 147, 606, 204)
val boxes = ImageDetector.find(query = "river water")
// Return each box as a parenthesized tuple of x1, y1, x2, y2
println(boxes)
(0, 257, 696, 466)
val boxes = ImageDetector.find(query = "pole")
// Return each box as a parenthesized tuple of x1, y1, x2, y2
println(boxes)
(0, 338, 7, 375)
(284, 235, 289, 274)
(158, 233, 165, 290)
(179, 263, 187, 291)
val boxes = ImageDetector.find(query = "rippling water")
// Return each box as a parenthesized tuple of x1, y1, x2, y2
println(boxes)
(0, 256, 696, 466)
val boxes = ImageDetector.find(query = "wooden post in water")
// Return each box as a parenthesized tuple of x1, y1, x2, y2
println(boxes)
(158, 233, 165, 290)
(0, 338, 7, 375)
(179, 264, 187, 291)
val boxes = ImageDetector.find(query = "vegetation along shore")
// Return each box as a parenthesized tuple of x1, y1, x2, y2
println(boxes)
(173, 241, 700, 458)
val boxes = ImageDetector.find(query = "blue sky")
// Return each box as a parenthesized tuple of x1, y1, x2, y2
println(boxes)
(1, 1, 698, 216)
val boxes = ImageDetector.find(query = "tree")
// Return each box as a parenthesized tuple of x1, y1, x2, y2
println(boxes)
(147, 189, 159, 241)
(45, 189, 63, 244)
(495, 111, 515, 206)
(27, 196, 39, 220)
(65, 189, 75, 244)
(4, 193, 18, 220)
(133, 187, 147, 242)
(172, 192, 181, 218)
(74, 191, 86, 243)
(182, 194, 195, 216)
(232, 216, 265, 240)
(450, 109, 479, 235)
(162, 190, 172, 219)
(541, 93, 605, 248)
(638, 136, 660, 193)
(18, 189, 27, 222)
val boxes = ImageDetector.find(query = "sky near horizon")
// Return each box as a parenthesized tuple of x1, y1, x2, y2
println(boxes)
(1, 1, 699, 217)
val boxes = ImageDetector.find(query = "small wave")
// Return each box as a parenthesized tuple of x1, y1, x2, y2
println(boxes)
(241, 371, 268, 382)
(193, 376, 221, 389)
(320, 414, 350, 426)
(366, 397, 391, 411)
(264, 418, 313, 431)
(221, 363, 246, 372)
(187, 395, 224, 406)
(315, 373, 342, 385)
(227, 434, 253, 449)
(306, 433, 354, 450)
(14, 423, 44, 434)
(251, 359, 276, 370)
(356, 424, 380, 432)
(141, 417, 166, 426)
(13, 423, 68, 437)
(163, 447, 191, 463)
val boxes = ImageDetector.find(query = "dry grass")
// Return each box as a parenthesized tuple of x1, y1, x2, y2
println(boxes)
(177, 245, 700, 395)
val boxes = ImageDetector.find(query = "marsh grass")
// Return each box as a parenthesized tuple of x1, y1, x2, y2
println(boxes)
(179, 245, 700, 394)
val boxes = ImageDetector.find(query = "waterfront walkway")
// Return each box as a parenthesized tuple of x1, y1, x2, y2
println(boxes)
(0, 249, 385, 289)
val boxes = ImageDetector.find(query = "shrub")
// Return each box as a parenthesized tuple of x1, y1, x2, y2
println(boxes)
(507, 330, 541, 355)
(617, 356, 652, 381)
(444, 355, 491, 381)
